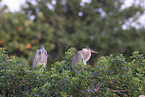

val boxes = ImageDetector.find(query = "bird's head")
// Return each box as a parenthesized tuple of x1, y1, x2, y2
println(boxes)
(82, 47, 98, 53)
(40, 45, 45, 52)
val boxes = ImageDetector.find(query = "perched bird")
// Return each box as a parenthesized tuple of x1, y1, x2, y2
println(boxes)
(32, 45, 47, 71)
(139, 95, 145, 97)
(71, 48, 98, 73)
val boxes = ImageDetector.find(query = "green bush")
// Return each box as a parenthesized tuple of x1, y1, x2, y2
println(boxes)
(0, 48, 144, 96)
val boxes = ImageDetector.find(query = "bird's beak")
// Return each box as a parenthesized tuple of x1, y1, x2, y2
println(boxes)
(90, 49, 98, 53)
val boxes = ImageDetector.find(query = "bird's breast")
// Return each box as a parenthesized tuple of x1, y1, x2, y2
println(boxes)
(83, 52, 91, 62)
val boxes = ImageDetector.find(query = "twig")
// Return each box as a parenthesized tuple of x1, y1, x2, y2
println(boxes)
(109, 70, 115, 77)
(109, 90, 128, 96)
(109, 90, 128, 92)
(14, 79, 34, 94)
(15, 82, 24, 94)
(96, 83, 104, 90)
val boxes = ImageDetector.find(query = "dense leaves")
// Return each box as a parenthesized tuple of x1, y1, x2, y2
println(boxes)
(0, 48, 144, 96)
(0, 0, 145, 67)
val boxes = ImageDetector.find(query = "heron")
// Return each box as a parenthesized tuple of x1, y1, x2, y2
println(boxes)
(32, 45, 47, 71)
(71, 48, 98, 72)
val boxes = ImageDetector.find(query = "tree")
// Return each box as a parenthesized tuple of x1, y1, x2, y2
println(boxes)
(0, 0, 145, 67)
(0, 48, 144, 96)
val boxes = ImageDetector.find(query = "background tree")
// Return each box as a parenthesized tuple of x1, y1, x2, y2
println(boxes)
(0, 0, 145, 68)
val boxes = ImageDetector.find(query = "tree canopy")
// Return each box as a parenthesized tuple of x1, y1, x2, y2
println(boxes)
(0, 48, 144, 96)
(0, 1, 145, 95)
(0, 0, 145, 67)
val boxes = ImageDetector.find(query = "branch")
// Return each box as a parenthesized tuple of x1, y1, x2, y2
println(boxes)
(109, 70, 115, 77)
(109, 90, 128, 96)
(96, 83, 104, 90)
(95, 80, 114, 92)
(15, 82, 24, 94)
(14, 79, 34, 94)
(109, 90, 128, 92)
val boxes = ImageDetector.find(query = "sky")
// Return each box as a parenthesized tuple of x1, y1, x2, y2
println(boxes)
(1, 0, 25, 12)
(1, 0, 145, 29)
(0, 0, 136, 12)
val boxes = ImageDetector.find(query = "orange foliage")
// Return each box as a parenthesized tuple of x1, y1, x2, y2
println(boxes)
(0, 40, 3, 45)
(17, 26, 24, 31)
(26, 43, 31, 49)
(15, 45, 19, 50)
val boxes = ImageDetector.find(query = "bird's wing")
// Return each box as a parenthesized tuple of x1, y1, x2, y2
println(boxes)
(71, 51, 83, 68)
(32, 49, 40, 70)
(44, 49, 47, 65)
(40, 49, 47, 70)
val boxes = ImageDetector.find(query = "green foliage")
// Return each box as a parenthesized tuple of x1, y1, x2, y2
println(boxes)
(0, 48, 144, 96)
(0, 0, 145, 68)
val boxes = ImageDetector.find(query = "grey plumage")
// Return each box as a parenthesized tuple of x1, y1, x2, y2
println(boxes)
(71, 48, 98, 71)
(32, 45, 47, 71)
(71, 51, 83, 69)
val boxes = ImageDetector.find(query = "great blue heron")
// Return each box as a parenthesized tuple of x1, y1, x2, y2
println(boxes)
(71, 48, 98, 71)
(32, 45, 47, 71)
(139, 95, 145, 97)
